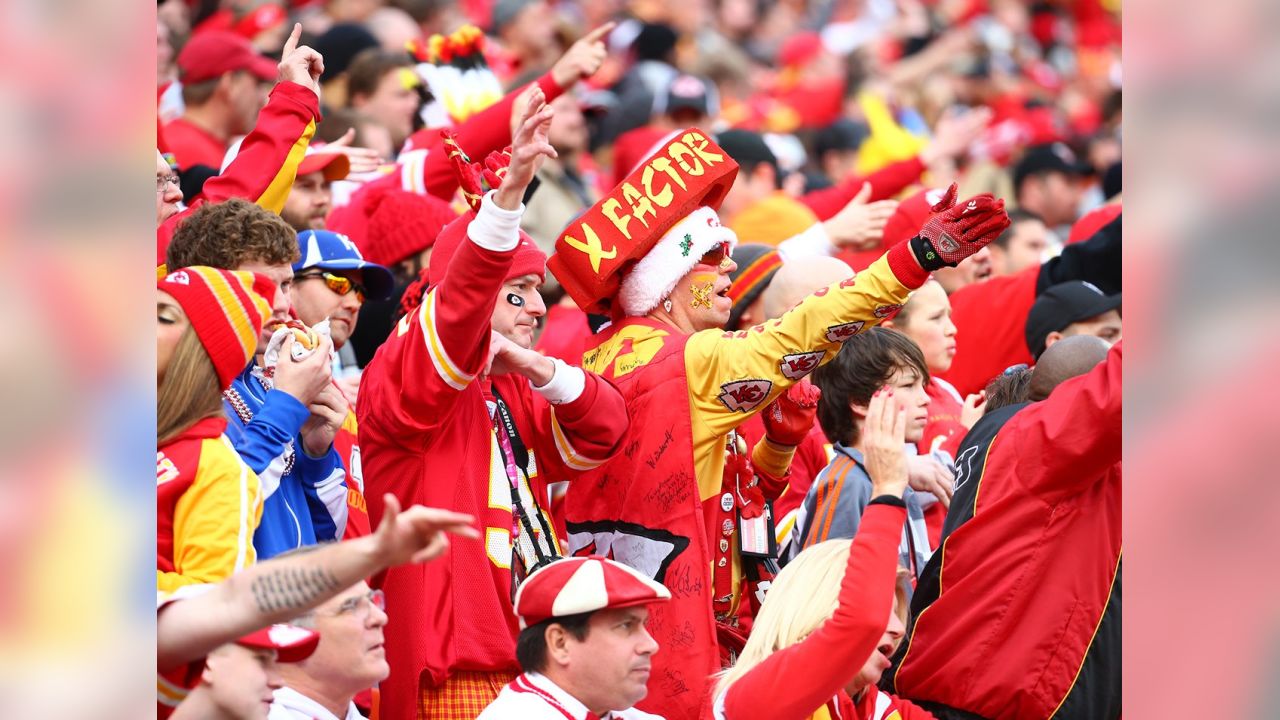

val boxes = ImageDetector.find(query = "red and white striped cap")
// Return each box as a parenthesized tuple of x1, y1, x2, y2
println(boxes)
(514, 557, 671, 630)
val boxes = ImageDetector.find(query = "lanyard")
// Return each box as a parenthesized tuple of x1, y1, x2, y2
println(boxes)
(489, 387, 559, 597)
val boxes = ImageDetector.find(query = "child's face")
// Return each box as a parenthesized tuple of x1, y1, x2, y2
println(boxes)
(898, 281, 957, 374)
(883, 366, 931, 442)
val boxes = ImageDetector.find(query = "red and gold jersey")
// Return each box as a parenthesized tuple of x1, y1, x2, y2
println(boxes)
(157, 416, 263, 594)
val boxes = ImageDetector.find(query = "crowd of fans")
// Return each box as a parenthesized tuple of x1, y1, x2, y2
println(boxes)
(154, 0, 1122, 718)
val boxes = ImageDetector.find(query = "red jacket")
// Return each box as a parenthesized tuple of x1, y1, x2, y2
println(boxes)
(357, 225, 628, 720)
(157, 82, 320, 263)
(889, 342, 1122, 720)
(937, 269, 1038, 397)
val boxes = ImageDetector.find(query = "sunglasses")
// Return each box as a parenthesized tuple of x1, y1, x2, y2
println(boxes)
(697, 242, 731, 268)
(295, 271, 367, 303)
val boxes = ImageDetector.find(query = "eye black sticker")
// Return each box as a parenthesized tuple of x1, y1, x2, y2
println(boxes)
(506, 293, 525, 307)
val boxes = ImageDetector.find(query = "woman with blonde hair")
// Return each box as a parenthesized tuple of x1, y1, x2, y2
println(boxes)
(157, 266, 277, 593)
(713, 387, 935, 720)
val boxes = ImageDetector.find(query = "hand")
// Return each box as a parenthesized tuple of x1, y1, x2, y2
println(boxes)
(907, 454, 955, 508)
(550, 22, 615, 88)
(273, 334, 334, 406)
(822, 182, 900, 250)
(909, 183, 1011, 271)
(762, 380, 821, 446)
(959, 391, 986, 429)
(493, 89, 556, 211)
(370, 493, 480, 567)
(314, 128, 385, 174)
(300, 382, 348, 457)
(484, 331, 555, 386)
(920, 105, 991, 166)
(864, 387, 910, 499)
(278, 23, 325, 98)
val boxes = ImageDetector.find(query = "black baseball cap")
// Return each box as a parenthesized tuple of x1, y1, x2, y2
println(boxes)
(814, 118, 869, 158)
(715, 129, 778, 175)
(666, 74, 713, 118)
(1025, 281, 1122, 359)
(1013, 142, 1092, 191)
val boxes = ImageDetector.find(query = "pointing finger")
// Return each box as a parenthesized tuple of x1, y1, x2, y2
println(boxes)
(282, 22, 302, 59)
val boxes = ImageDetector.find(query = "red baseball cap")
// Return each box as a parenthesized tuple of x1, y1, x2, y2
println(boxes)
(235, 623, 320, 663)
(297, 150, 351, 182)
(514, 556, 671, 630)
(178, 31, 278, 85)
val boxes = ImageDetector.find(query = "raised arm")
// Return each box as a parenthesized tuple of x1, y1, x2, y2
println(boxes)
(721, 390, 910, 720)
(688, 186, 1011, 439)
(157, 495, 477, 671)
(1012, 340, 1122, 500)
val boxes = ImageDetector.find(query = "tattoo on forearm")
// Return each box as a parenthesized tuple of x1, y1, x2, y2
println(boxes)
(251, 565, 342, 613)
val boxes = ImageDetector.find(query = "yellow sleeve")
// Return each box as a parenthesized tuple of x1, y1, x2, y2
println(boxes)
(683, 254, 920, 499)
(160, 438, 263, 594)
(751, 437, 796, 480)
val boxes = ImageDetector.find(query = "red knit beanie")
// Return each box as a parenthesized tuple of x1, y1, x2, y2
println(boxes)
(362, 185, 459, 267)
(427, 212, 546, 286)
(158, 266, 276, 390)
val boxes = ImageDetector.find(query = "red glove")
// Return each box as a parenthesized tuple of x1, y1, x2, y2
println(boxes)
(910, 183, 1012, 270)
(761, 380, 822, 447)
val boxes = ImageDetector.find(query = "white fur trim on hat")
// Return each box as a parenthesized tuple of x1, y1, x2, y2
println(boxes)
(618, 206, 738, 317)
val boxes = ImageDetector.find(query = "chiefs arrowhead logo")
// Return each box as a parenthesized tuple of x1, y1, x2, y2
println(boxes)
(824, 320, 865, 343)
(936, 233, 959, 253)
(873, 304, 902, 319)
(779, 350, 825, 380)
(718, 378, 772, 413)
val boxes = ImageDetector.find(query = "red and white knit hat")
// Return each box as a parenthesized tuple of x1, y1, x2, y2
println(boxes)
(548, 128, 739, 316)
(158, 266, 276, 389)
(514, 556, 671, 630)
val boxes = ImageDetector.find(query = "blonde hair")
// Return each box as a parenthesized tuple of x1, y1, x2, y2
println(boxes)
(158, 328, 225, 447)
(715, 540, 911, 698)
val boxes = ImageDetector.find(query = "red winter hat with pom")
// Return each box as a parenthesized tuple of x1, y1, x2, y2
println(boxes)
(362, 184, 459, 267)
(426, 132, 546, 286)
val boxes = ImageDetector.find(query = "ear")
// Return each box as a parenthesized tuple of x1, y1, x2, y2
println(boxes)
(850, 398, 869, 419)
(1044, 330, 1065, 349)
(545, 623, 572, 668)
(881, 317, 896, 329)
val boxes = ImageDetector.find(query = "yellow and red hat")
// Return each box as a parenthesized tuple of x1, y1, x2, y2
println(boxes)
(547, 128, 739, 316)
(158, 266, 276, 389)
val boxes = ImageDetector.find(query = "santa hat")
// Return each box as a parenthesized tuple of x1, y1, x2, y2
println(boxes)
(426, 132, 545, 286)
(514, 556, 671, 630)
(158, 267, 276, 389)
(362, 185, 459, 267)
(548, 128, 739, 316)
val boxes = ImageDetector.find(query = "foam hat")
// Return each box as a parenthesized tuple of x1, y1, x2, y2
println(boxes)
(547, 128, 739, 316)
(514, 556, 671, 630)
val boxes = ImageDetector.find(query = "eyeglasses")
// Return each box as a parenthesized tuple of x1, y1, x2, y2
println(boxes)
(329, 589, 386, 618)
(294, 271, 367, 303)
(156, 173, 180, 192)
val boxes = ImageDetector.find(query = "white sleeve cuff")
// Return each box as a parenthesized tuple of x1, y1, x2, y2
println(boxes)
(467, 190, 525, 252)
(530, 357, 586, 405)
(778, 221, 836, 261)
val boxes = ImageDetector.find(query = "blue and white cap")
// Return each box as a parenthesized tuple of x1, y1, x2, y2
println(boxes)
(294, 230, 394, 300)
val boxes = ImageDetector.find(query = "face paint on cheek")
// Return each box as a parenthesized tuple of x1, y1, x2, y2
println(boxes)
(689, 282, 714, 309)
(506, 293, 525, 307)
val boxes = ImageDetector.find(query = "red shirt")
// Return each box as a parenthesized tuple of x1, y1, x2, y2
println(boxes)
(162, 117, 230, 171)
(919, 377, 967, 460)
(938, 268, 1038, 397)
